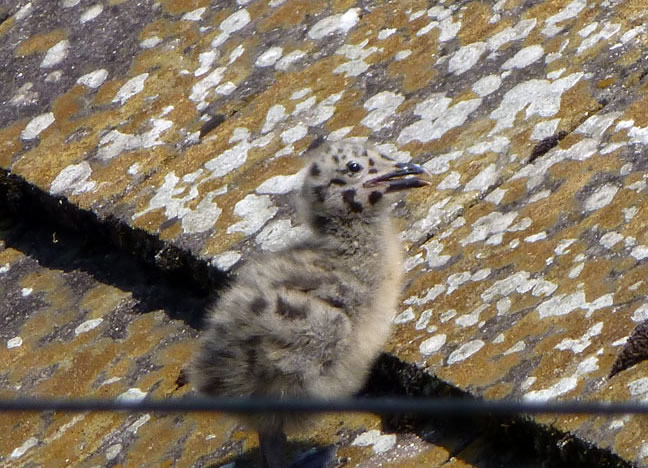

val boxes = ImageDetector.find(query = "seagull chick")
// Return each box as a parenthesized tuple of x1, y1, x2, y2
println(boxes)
(190, 140, 431, 468)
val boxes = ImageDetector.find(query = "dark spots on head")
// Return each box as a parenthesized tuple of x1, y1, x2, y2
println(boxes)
(380, 153, 394, 161)
(313, 215, 330, 231)
(276, 297, 308, 320)
(250, 296, 268, 315)
(368, 158, 375, 166)
(330, 178, 347, 186)
(369, 191, 383, 205)
(321, 296, 346, 309)
(313, 186, 326, 203)
(342, 189, 363, 213)
(310, 163, 321, 177)
(368, 168, 378, 174)
(332, 155, 339, 163)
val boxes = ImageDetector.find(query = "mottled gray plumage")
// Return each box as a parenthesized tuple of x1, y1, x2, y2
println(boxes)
(190, 140, 430, 468)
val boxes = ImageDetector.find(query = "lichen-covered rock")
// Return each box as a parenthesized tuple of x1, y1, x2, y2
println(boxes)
(2, 0, 648, 465)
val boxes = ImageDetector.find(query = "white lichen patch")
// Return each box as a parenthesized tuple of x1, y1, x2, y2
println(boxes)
(15, 2, 34, 20)
(464, 163, 499, 193)
(21, 112, 55, 139)
(117, 388, 147, 402)
(51, 162, 96, 195)
(541, 0, 586, 37)
(555, 322, 603, 353)
(455, 304, 488, 328)
(438, 172, 461, 190)
(190, 67, 226, 106)
(394, 50, 412, 61)
(361, 91, 405, 131)
(77, 69, 108, 88)
(531, 119, 560, 140)
(97, 119, 172, 161)
(256, 46, 283, 67)
(220, 9, 251, 35)
(568, 263, 584, 279)
(576, 112, 622, 137)
(227, 194, 278, 235)
(281, 125, 308, 144)
(74, 318, 103, 335)
(472, 74, 502, 97)
(308, 8, 360, 40)
(195, 50, 219, 76)
(447, 340, 485, 364)
(537, 291, 612, 319)
(460, 211, 518, 246)
(600, 231, 624, 249)
(140, 36, 162, 48)
(113, 73, 149, 105)
(448, 42, 487, 75)
(404, 284, 446, 306)
(256, 219, 311, 251)
(211, 251, 242, 271)
(423, 150, 462, 175)
(584, 184, 618, 211)
(352, 430, 397, 454)
(262, 104, 287, 133)
(398, 98, 481, 144)
(7, 337, 22, 349)
(182, 191, 223, 234)
(485, 187, 507, 205)
(334, 39, 379, 77)
(503, 340, 526, 355)
(415, 309, 434, 330)
(524, 231, 547, 243)
(631, 245, 648, 261)
(489, 73, 583, 135)
(446, 271, 472, 294)
(275, 50, 307, 70)
(80, 4, 103, 23)
(106, 443, 122, 461)
(182, 7, 206, 21)
(127, 414, 151, 434)
(394, 308, 415, 324)
(577, 23, 620, 54)
(524, 376, 578, 400)
(419, 334, 446, 355)
(487, 19, 536, 51)
(378, 28, 396, 40)
(422, 239, 451, 268)
(10, 437, 38, 459)
(501, 45, 544, 70)
(10, 82, 39, 106)
(133, 172, 199, 221)
(628, 377, 648, 398)
(41, 40, 70, 68)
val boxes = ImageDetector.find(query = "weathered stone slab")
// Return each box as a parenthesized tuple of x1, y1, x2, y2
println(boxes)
(2, 0, 648, 466)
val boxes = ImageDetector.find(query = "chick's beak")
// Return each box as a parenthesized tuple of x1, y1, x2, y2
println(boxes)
(364, 162, 433, 192)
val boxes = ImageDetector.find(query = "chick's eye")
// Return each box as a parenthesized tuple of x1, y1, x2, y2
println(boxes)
(346, 161, 363, 173)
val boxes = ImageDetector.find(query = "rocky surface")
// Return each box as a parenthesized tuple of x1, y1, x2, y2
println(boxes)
(2, 0, 648, 466)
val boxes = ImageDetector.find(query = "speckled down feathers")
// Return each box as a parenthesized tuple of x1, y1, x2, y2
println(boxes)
(191, 141, 419, 434)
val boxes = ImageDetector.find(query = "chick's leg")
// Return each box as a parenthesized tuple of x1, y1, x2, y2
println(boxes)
(259, 428, 288, 468)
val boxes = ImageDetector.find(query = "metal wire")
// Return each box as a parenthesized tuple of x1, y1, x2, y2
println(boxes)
(1, 396, 648, 416)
